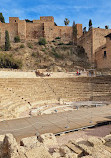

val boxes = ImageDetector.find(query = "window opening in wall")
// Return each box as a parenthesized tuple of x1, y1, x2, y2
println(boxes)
(104, 51, 107, 58)
(15, 20, 16, 22)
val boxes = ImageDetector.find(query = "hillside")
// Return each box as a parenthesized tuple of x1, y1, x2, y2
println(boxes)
(0, 39, 90, 71)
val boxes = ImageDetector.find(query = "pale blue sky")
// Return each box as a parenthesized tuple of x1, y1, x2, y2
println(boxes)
(0, 0, 111, 29)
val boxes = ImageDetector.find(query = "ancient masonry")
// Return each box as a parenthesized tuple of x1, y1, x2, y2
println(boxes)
(0, 16, 82, 43)
(0, 133, 111, 158)
(78, 28, 111, 63)
(0, 16, 111, 65)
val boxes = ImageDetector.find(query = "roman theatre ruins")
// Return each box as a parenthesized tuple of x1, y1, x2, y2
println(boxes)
(0, 70, 110, 141)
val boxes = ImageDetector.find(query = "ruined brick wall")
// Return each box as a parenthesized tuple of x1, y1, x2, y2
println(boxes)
(95, 37, 111, 69)
(77, 30, 93, 61)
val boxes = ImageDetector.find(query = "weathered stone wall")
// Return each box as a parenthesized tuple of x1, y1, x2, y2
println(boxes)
(0, 23, 18, 43)
(18, 20, 26, 40)
(9, 17, 19, 23)
(40, 16, 54, 22)
(44, 22, 54, 41)
(0, 16, 83, 43)
(53, 26, 73, 42)
(95, 37, 111, 69)
(78, 28, 111, 63)
(26, 23, 44, 40)
(77, 30, 93, 61)
(76, 24, 83, 38)
(93, 28, 111, 55)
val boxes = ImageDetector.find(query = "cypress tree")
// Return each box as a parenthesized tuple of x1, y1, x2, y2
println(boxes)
(5, 30, 11, 51)
(0, 13, 5, 23)
(89, 19, 92, 30)
(72, 21, 77, 45)
(83, 27, 87, 34)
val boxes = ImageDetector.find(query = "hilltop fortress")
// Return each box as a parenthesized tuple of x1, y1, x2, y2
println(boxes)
(0, 16, 111, 68)
(0, 16, 82, 43)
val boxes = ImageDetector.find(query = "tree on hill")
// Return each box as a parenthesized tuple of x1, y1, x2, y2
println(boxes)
(105, 25, 109, 29)
(64, 18, 70, 26)
(83, 27, 87, 34)
(54, 22, 57, 26)
(89, 19, 92, 30)
(0, 13, 5, 23)
(25, 19, 33, 23)
(5, 30, 11, 51)
(72, 21, 77, 45)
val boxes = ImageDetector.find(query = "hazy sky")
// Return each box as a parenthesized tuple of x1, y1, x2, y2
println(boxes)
(0, 0, 111, 29)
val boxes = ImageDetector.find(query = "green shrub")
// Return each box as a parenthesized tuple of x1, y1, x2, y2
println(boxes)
(66, 41, 73, 45)
(0, 13, 5, 23)
(0, 53, 22, 69)
(32, 52, 37, 57)
(41, 48, 46, 52)
(52, 40, 56, 42)
(31, 52, 40, 57)
(77, 45, 86, 57)
(51, 48, 64, 59)
(58, 42, 64, 45)
(14, 35, 20, 43)
(20, 44, 25, 48)
(60, 46, 69, 51)
(5, 30, 11, 51)
(38, 38, 47, 45)
(55, 37, 61, 39)
(0, 45, 5, 51)
(27, 42, 33, 49)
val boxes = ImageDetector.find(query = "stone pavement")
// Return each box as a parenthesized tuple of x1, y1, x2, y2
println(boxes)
(0, 105, 111, 141)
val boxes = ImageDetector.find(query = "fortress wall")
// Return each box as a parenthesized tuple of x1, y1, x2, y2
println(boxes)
(95, 38, 111, 69)
(53, 26, 73, 42)
(77, 30, 93, 61)
(18, 20, 26, 40)
(9, 17, 19, 23)
(93, 28, 111, 56)
(95, 47, 107, 69)
(44, 22, 54, 41)
(0, 23, 18, 42)
(26, 23, 44, 39)
(33, 20, 42, 23)
(78, 28, 111, 63)
(76, 24, 83, 38)
(40, 16, 54, 22)
(0, 16, 82, 43)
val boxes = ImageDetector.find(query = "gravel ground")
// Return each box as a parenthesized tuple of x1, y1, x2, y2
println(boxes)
(56, 124, 111, 146)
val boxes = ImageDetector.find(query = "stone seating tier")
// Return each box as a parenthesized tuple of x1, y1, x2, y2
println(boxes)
(0, 76, 111, 120)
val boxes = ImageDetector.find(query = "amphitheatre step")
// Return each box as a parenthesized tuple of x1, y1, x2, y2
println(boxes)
(0, 76, 111, 120)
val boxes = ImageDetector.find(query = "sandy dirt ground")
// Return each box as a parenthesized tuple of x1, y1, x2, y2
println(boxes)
(56, 124, 111, 145)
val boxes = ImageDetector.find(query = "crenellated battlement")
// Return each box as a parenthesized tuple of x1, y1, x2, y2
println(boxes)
(0, 16, 82, 43)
